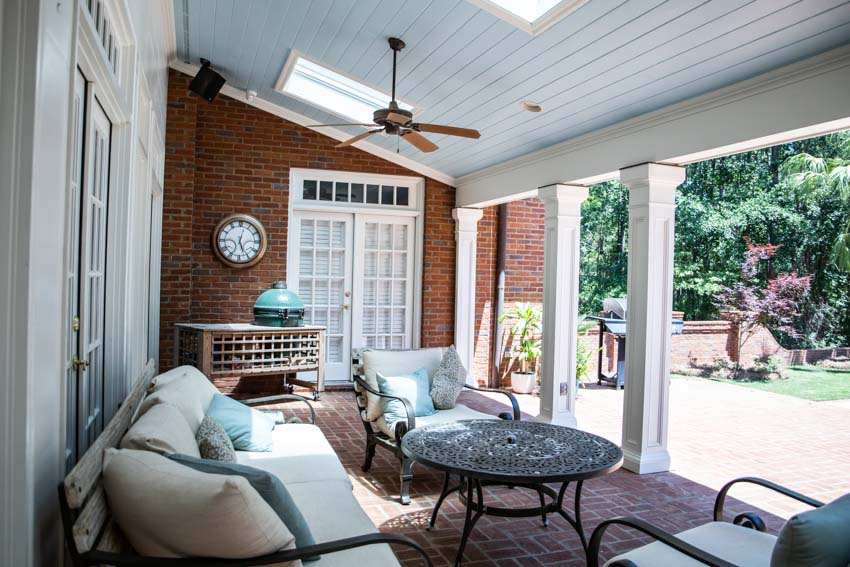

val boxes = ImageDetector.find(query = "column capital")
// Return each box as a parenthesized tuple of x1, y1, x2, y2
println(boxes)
(619, 163, 685, 204)
(452, 207, 484, 229)
(538, 184, 589, 217)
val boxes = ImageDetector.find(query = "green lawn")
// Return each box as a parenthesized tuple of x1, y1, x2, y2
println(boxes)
(674, 366, 850, 401)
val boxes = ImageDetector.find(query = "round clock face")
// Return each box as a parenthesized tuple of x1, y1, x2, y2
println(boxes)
(211, 214, 267, 268)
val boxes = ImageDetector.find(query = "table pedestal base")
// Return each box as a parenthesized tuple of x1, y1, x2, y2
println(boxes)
(428, 472, 587, 566)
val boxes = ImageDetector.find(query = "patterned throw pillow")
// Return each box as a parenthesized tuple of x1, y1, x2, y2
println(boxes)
(429, 345, 467, 410)
(196, 415, 237, 462)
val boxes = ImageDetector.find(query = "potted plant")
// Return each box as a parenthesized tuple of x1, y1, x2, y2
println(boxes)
(499, 302, 542, 394)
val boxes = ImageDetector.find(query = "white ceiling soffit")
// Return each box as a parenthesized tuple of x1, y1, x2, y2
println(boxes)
(168, 60, 456, 187)
(466, 0, 592, 35)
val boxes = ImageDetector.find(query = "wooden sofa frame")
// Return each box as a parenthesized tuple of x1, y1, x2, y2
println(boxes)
(352, 357, 521, 505)
(59, 359, 432, 566)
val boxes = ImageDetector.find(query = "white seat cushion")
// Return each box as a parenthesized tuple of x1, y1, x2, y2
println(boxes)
(138, 367, 220, 433)
(606, 522, 777, 567)
(288, 480, 400, 566)
(362, 348, 445, 421)
(120, 403, 200, 457)
(376, 404, 497, 440)
(235, 424, 349, 486)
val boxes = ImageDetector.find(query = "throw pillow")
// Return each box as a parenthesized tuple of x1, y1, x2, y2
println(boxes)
(376, 367, 436, 426)
(168, 454, 318, 561)
(206, 393, 276, 452)
(137, 377, 210, 433)
(771, 493, 850, 567)
(361, 348, 445, 421)
(102, 448, 295, 560)
(196, 415, 237, 462)
(120, 403, 200, 457)
(429, 345, 467, 409)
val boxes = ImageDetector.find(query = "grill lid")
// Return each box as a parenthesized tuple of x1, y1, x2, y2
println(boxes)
(603, 297, 627, 320)
(253, 281, 305, 312)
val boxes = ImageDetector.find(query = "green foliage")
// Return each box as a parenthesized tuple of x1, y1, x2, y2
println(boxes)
(499, 302, 541, 373)
(578, 131, 850, 349)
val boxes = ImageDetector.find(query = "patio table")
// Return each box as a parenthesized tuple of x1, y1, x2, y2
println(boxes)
(401, 419, 622, 566)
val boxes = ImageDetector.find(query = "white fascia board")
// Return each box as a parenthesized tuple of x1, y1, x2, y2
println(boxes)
(456, 44, 850, 208)
(168, 61, 456, 187)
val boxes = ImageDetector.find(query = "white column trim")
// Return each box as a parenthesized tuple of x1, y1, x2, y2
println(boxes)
(453, 208, 483, 384)
(537, 184, 588, 427)
(620, 163, 685, 474)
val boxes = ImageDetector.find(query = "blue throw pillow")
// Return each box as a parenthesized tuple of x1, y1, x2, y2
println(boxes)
(206, 393, 275, 452)
(377, 367, 436, 425)
(167, 454, 319, 561)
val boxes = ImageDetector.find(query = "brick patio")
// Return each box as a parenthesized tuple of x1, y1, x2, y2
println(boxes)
(265, 377, 849, 566)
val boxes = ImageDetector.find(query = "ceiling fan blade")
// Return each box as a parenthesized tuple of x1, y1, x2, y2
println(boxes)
(387, 112, 412, 126)
(335, 128, 383, 148)
(401, 130, 438, 153)
(412, 123, 481, 139)
(307, 123, 376, 127)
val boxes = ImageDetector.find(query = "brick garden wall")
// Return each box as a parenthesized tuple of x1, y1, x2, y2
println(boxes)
(160, 69, 456, 394)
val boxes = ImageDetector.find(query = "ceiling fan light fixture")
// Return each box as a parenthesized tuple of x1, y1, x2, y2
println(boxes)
(521, 100, 543, 113)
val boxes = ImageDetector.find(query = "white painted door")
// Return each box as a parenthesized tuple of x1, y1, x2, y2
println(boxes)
(352, 216, 416, 351)
(289, 212, 353, 382)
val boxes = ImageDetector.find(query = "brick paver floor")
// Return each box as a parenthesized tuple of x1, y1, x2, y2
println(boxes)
(271, 377, 849, 566)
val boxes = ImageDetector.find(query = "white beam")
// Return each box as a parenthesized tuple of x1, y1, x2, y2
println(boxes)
(620, 163, 685, 474)
(453, 208, 484, 384)
(537, 184, 588, 427)
(456, 45, 850, 208)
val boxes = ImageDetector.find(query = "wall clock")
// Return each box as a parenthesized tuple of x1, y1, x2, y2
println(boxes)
(211, 213, 268, 269)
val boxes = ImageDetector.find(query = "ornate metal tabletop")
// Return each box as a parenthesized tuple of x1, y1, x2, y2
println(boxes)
(401, 419, 623, 483)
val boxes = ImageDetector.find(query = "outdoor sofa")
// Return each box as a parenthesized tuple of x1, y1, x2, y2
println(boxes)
(59, 360, 431, 566)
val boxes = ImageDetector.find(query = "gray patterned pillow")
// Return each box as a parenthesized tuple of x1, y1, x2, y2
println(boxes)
(196, 415, 237, 462)
(429, 345, 467, 410)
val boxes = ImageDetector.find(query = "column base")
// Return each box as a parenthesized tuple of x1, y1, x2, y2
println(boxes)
(536, 409, 577, 428)
(622, 447, 671, 474)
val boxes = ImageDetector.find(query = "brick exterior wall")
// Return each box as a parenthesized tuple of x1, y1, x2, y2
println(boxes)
(160, 69, 455, 394)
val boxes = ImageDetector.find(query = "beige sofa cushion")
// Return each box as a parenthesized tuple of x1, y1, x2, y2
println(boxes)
(103, 449, 298, 563)
(151, 365, 220, 405)
(138, 368, 218, 433)
(120, 403, 200, 457)
(606, 521, 776, 567)
(361, 348, 444, 421)
(376, 403, 496, 440)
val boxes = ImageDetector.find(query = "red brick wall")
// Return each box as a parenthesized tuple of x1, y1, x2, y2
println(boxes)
(160, 69, 455, 393)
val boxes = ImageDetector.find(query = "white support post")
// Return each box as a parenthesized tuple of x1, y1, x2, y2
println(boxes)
(453, 208, 483, 384)
(537, 184, 588, 427)
(619, 163, 686, 474)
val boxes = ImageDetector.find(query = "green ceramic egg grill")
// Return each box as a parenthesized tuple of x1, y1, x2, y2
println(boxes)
(253, 281, 305, 327)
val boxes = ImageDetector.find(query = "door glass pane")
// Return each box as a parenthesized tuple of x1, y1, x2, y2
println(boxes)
(350, 183, 364, 203)
(335, 182, 349, 202)
(319, 181, 333, 201)
(303, 180, 317, 200)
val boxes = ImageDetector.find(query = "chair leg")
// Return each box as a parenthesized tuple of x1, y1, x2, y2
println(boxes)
(399, 456, 414, 505)
(362, 436, 377, 472)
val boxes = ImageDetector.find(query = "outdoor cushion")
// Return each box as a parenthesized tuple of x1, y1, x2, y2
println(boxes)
(150, 365, 219, 411)
(196, 415, 237, 462)
(207, 393, 276, 452)
(235, 424, 349, 486)
(605, 521, 776, 567)
(120, 403, 200, 457)
(771, 493, 850, 567)
(102, 448, 297, 562)
(168, 454, 318, 561)
(376, 403, 496, 440)
(429, 345, 467, 409)
(361, 347, 444, 421)
(287, 479, 400, 567)
(377, 368, 435, 424)
(138, 374, 212, 434)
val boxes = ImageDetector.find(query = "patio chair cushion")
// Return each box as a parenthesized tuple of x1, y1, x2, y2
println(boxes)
(429, 345, 467, 409)
(102, 448, 296, 561)
(606, 521, 776, 567)
(361, 348, 444, 421)
(771, 493, 850, 567)
(196, 415, 237, 462)
(207, 393, 276, 452)
(377, 368, 436, 424)
(150, 364, 219, 407)
(138, 373, 212, 434)
(120, 402, 200, 458)
(377, 403, 497, 440)
(235, 424, 350, 486)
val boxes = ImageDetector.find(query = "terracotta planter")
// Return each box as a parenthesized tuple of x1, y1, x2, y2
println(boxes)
(510, 371, 536, 394)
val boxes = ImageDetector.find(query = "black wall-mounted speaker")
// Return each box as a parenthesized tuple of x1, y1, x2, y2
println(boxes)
(189, 58, 226, 102)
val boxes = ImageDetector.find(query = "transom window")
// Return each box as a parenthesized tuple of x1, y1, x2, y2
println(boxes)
(301, 179, 410, 208)
(276, 53, 415, 125)
(467, 0, 588, 35)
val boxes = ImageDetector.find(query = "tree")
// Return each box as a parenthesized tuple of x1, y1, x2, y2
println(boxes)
(714, 238, 812, 375)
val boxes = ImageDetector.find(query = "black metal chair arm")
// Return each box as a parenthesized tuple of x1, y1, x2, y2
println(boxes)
(463, 383, 521, 420)
(588, 517, 738, 567)
(353, 375, 416, 434)
(241, 394, 317, 425)
(713, 476, 823, 524)
(83, 532, 432, 566)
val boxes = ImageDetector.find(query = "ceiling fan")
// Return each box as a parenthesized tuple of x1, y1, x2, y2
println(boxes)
(307, 37, 481, 153)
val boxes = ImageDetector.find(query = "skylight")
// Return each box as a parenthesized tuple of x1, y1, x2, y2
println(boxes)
(488, 0, 561, 22)
(468, 0, 588, 35)
(276, 53, 414, 125)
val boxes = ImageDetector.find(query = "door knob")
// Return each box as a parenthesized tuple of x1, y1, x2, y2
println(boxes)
(342, 304, 350, 310)
(72, 355, 89, 370)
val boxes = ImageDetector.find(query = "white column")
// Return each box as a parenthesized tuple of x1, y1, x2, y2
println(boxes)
(537, 184, 588, 427)
(453, 208, 483, 385)
(619, 163, 685, 474)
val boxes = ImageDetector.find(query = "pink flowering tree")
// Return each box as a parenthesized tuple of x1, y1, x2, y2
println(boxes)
(714, 238, 811, 376)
